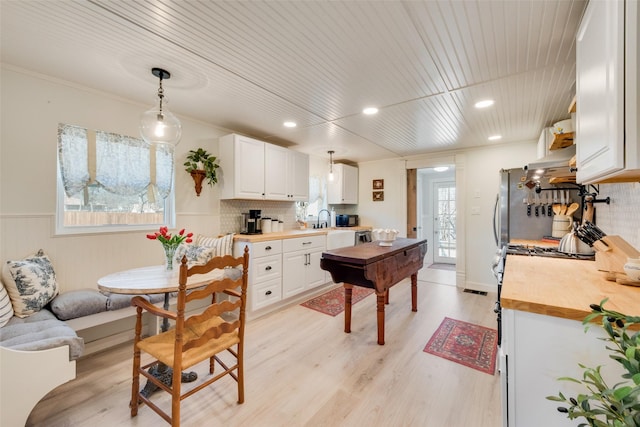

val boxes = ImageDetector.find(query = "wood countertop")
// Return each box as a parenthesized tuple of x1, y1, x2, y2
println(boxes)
(501, 255, 640, 322)
(233, 226, 372, 243)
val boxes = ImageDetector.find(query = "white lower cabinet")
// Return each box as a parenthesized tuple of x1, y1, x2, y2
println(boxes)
(282, 236, 327, 298)
(502, 309, 612, 427)
(234, 235, 328, 313)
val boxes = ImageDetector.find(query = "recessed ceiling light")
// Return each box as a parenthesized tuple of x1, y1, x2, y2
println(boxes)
(362, 107, 378, 115)
(488, 135, 502, 141)
(283, 121, 297, 128)
(475, 99, 495, 109)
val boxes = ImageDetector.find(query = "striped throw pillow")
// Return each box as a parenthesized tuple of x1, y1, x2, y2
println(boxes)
(196, 233, 234, 257)
(0, 281, 14, 327)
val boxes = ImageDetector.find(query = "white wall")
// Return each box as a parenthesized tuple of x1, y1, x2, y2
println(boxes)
(0, 67, 229, 292)
(357, 159, 407, 233)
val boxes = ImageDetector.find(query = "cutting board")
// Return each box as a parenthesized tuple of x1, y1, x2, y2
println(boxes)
(594, 235, 640, 274)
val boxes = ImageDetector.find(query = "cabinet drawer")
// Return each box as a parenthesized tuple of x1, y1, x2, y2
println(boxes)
(251, 277, 282, 310)
(252, 254, 282, 282)
(252, 240, 282, 257)
(234, 240, 282, 258)
(282, 235, 325, 253)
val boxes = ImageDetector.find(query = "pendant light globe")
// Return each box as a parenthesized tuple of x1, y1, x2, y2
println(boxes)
(140, 68, 182, 146)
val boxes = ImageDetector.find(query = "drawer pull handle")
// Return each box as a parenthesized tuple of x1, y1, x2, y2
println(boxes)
(265, 246, 272, 250)
(303, 241, 312, 245)
(265, 265, 272, 271)
(265, 290, 272, 296)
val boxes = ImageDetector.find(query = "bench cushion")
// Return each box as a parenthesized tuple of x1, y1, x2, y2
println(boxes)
(0, 309, 84, 360)
(50, 289, 108, 320)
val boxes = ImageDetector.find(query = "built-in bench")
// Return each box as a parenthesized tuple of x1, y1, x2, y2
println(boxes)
(0, 289, 169, 427)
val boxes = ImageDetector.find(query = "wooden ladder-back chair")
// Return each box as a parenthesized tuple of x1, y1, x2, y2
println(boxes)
(130, 246, 249, 426)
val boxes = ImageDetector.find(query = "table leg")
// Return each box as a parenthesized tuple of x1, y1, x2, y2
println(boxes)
(344, 284, 353, 333)
(376, 292, 385, 345)
(411, 272, 418, 312)
(140, 292, 197, 397)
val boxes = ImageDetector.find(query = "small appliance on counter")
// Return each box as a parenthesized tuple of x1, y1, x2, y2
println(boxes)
(336, 214, 358, 227)
(241, 210, 262, 234)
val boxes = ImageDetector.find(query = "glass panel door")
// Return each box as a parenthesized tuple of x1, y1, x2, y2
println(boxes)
(434, 181, 456, 263)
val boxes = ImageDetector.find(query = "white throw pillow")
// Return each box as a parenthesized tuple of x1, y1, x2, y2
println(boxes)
(196, 233, 234, 257)
(0, 280, 14, 327)
(1, 249, 59, 318)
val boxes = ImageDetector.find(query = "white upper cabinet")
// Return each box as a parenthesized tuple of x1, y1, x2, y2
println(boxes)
(219, 134, 265, 200)
(264, 143, 289, 200)
(219, 134, 310, 200)
(576, 0, 640, 183)
(327, 163, 358, 204)
(287, 150, 309, 201)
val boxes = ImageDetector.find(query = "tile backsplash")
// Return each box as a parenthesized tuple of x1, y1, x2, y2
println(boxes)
(220, 200, 298, 234)
(595, 182, 640, 249)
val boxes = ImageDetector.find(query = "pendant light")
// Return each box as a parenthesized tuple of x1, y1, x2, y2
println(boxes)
(328, 150, 335, 181)
(140, 67, 182, 146)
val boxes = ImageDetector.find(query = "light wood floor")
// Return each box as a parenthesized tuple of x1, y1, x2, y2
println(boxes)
(27, 272, 501, 427)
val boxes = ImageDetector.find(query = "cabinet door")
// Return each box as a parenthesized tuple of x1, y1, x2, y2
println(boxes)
(287, 150, 309, 201)
(264, 143, 289, 200)
(341, 164, 359, 204)
(236, 136, 266, 199)
(576, 0, 625, 183)
(305, 249, 327, 290)
(282, 250, 306, 298)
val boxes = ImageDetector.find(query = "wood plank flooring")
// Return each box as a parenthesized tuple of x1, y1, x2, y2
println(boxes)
(27, 274, 501, 427)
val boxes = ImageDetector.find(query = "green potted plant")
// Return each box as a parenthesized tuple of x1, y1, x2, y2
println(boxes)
(547, 299, 640, 426)
(184, 148, 220, 196)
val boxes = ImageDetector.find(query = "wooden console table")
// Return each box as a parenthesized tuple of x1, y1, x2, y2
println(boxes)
(320, 238, 428, 345)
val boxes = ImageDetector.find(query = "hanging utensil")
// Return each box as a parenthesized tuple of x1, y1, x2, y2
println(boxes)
(526, 189, 532, 217)
(583, 199, 594, 224)
(565, 202, 580, 217)
(534, 192, 540, 217)
(547, 193, 552, 216)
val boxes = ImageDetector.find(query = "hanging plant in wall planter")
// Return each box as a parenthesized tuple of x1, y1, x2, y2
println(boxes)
(184, 148, 220, 196)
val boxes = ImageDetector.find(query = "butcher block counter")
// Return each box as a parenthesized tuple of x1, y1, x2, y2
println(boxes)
(233, 226, 371, 243)
(501, 255, 640, 321)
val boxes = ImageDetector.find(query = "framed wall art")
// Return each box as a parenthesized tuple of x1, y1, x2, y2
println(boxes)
(372, 191, 384, 201)
(372, 179, 384, 190)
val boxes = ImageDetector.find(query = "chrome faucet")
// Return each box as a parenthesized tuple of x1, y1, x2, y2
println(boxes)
(317, 209, 330, 229)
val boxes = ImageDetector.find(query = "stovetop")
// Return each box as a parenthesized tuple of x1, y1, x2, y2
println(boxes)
(505, 244, 595, 260)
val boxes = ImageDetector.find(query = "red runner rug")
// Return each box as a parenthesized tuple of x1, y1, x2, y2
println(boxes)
(300, 286, 375, 316)
(423, 317, 498, 375)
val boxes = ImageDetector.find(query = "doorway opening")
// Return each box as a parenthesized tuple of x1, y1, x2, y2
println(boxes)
(417, 166, 456, 272)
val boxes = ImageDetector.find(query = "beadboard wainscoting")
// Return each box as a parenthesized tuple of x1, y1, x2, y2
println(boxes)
(0, 213, 220, 294)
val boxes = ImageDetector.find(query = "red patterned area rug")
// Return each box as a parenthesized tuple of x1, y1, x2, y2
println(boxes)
(300, 286, 375, 317)
(423, 317, 498, 375)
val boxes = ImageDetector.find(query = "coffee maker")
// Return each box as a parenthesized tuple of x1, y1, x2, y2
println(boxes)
(244, 209, 261, 234)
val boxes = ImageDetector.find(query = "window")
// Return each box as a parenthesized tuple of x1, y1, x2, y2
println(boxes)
(56, 123, 175, 235)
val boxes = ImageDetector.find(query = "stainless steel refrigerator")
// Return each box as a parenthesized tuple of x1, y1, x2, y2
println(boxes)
(493, 168, 581, 248)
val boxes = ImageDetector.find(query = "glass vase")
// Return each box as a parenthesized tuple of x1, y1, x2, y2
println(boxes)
(163, 245, 177, 271)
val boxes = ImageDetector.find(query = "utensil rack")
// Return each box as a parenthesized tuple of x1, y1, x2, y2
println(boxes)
(593, 235, 640, 274)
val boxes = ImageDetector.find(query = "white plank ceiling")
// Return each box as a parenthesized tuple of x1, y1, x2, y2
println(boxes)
(0, 0, 587, 163)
